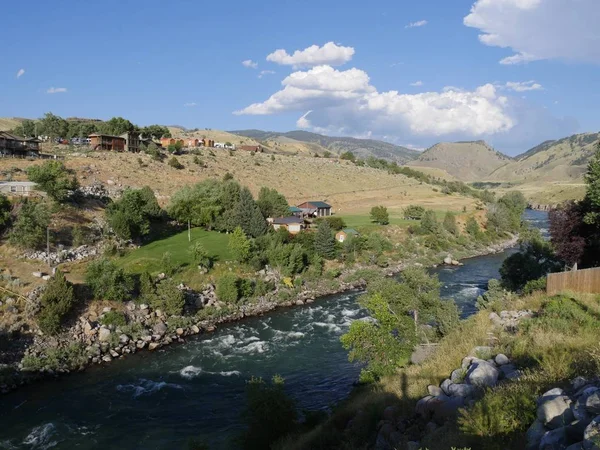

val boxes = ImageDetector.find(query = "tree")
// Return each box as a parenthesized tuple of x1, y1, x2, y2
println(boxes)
(234, 187, 268, 238)
(549, 201, 587, 267)
(27, 161, 79, 203)
(419, 210, 440, 234)
(370, 205, 390, 225)
(153, 279, 185, 315)
(465, 216, 481, 237)
(584, 143, 600, 224)
(138, 271, 157, 305)
(216, 273, 239, 303)
(403, 205, 425, 220)
(239, 375, 298, 450)
(256, 187, 289, 219)
(167, 181, 222, 230)
(314, 220, 336, 259)
(168, 156, 184, 169)
(0, 193, 11, 232)
(189, 241, 213, 269)
(106, 187, 162, 241)
(100, 117, 135, 136)
(443, 212, 459, 236)
(339, 151, 355, 162)
(12, 119, 36, 138)
(486, 203, 512, 234)
(86, 259, 135, 301)
(38, 112, 68, 139)
(496, 191, 527, 232)
(140, 125, 171, 140)
(229, 226, 251, 263)
(315, 216, 346, 231)
(9, 200, 50, 249)
(37, 270, 77, 335)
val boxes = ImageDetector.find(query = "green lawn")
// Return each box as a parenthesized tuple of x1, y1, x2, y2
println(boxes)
(339, 210, 451, 230)
(116, 228, 232, 274)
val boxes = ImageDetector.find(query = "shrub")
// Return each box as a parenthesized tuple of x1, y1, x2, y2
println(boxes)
(443, 212, 459, 236)
(71, 225, 91, 247)
(168, 156, 184, 169)
(161, 251, 179, 276)
(8, 199, 50, 250)
(153, 279, 185, 315)
(106, 186, 162, 241)
(216, 273, 239, 303)
(370, 205, 390, 225)
(21, 343, 87, 372)
(238, 278, 255, 298)
(37, 270, 77, 335)
(466, 216, 482, 238)
(189, 242, 213, 269)
(522, 277, 547, 295)
(100, 310, 127, 327)
(27, 160, 78, 203)
(255, 279, 275, 297)
(419, 210, 440, 234)
(0, 193, 11, 232)
(86, 259, 135, 301)
(403, 205, 425, 220)
(229, 226, 251, 263)
(314, 216, 346, 231)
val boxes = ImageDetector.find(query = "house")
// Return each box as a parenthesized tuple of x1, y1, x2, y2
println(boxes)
(201, 139, 215, 148)
(120, 131, 142, 152)
(0, 132, 40, 157)
(160, 137, 185, 148)
(269, 217, 305, 234)
(89, 134, 126, 151)
(297, 201, 332, 217)
(0, 181, 38, 196)
(214, 142, 225, 148)
(239, 145, 262, 153)
(187, 138, 199, 148)
(289, 206, 303, 217)
(336, 228, 359, 243)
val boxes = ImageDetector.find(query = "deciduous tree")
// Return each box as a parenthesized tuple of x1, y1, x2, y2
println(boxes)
(27, 161, 79, 203)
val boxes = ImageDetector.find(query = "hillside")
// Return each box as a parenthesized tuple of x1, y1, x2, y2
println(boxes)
(0, 117, 24, 131)
(407, 141, 512, 181)
(230, 129, 420, 163)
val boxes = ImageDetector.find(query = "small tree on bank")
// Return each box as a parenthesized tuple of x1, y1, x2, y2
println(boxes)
(370, 205, 390, 225)
(314, 220, 336, 259)
(27, 161, 79, 203)
(37, 270, 77, 335)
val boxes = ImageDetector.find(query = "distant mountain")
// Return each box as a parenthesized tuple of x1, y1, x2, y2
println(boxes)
(229, 129, 420, 163)
(407, 140, 512, 181)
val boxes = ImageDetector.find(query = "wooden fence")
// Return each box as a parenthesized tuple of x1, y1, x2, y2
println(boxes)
(547, 267, 600, 296)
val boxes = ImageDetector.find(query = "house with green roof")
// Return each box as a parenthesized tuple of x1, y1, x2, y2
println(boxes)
(297, 201, 332, 217)
(335, 228, 359, 243)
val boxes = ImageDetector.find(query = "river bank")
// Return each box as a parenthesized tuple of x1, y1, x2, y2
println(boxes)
(0, 233, 519, 397)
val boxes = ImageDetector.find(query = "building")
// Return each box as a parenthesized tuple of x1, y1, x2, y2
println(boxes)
(187, 138, 199, 148)
(201, 138, 215, 148)
(89, 134, 126, 151)
(0, 181, 38, 196)
(0, 131, 41, 157)
(239, 145, 262, 153)
(120, 131, 142, 152)
(289, 206, 303, 217)
(336, 228, 359, 243)
(297, 201, 332, 217)
(160, 137, 185, 148)
(269, 217, 305, 234)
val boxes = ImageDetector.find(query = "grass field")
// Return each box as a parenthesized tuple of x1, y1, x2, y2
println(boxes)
(339, 210, 452, 230)
(116, 228, 232, 274)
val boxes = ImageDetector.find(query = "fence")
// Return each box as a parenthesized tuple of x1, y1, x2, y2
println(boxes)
(547, 267, 600, 296)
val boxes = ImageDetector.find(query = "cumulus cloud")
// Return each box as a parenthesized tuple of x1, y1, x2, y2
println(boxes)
(184, 102, 197, 107)
(464, 0, 600, 64)
(266, 42, 355, 68)
(16, 69, 25, 78)
(503, 80, 543, 92)
(410, 81, 424, 87)
(46, 87, 67, 94)
(405, 20, 427, 28)
(258, 70, 275, 79)
(242, 60, 258, 69)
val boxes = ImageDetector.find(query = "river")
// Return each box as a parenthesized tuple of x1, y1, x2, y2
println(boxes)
(0, 210, 548, 450)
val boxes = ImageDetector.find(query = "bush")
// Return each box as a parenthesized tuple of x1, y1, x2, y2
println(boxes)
(27, 160, 78, 203)
(403, 205, 425, 220)
(216, 273, 239, 303)
(168, 156, 184, 169)
(100, 310, 127, 327)
(161, 251, 179, 276)
(443, 212, 459, 236)
(255, 278, 275, 296)
(419, 210, 440, 235)
(106, 186, 162, 241)
(21, 343, 88, 372)
(37, 270, 77, 335)
(229, 226, 251, 263)
(522, 277, 547, 295)
(0, 193, 11, 232)
(71, 225, 91, 247)
(8, 200, 51, 250)
(153, 279, 185, 315)
(466, 216, 482, 238)
(370, 205, 390, 225)
(86, 259, 135, 301)
(189, 242, 213, 269)
(314, 216, 346, 231)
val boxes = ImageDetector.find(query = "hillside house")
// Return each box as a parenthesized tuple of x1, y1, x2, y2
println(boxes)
(336, 228, 359, 243)
(120, 131, 142, 152)
(89, 134, 126, 151)
(187, 138, 199, 147)
(0, 181, 38, 196)
(269, 217, 305, 234)
(239, 145, 262, 153)
(201, 139, 215, 148)
(289, 206, 302, 217)
(297, 201, 332, 217)
(160, 137, 186, 148)
(0, 131, 40, 157)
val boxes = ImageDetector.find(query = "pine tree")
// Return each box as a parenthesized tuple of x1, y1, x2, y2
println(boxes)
(314, 220, 336, 259)
(37, 270, 77, 335)
(443, 212, 459, 236)
(234, 187, 268, 237)
(229, 226, 251, 262)
(584, 143, 600, 224)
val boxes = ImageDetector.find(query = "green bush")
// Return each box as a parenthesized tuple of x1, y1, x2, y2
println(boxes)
(403, 205, 425, 220)
(216, 273, 239, 303)
(106, 186, 162, 241)
(314, 216, 346, 231)
(152, 279, 185, 315)
(8, 199, 51, 250)
(443, 212, 459, 236)
(188, 242, 213, 269)
(370, 205, 389, 225)
(100, 310, 127, 327)
(27, 160, 79, 203)
(168, 156, 184, 169)
(522, 277, 547, 295)
(37, 270, 78, 335)
(86, 259, 135, 301)
(255, 279, 275, 296)
(238, 278, 255, 298)
(21, 343, 88, 372)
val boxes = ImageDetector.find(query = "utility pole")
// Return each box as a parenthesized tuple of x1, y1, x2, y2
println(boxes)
(188, 220, 191, 242)
(47, 226, 51, 270)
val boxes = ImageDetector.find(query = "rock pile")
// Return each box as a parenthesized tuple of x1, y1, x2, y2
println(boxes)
(526, 377, 600, 450)
(489, 309, 535, 332)
(24, 245, 99, 264)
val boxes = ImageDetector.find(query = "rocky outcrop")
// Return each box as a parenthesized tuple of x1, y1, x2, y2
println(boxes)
(526, 378, 600, 450)
(489, 309, 535, 332)
(23, 245, 100, 265)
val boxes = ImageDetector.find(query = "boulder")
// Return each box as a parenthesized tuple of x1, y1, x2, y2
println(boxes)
(586, 391, 600, 415)
(539, 388, 566, 405)
(526, 419, 546, 450)
(153, 322, 167, 335)
(415, 396, 434, 420)
(495, 353, 510, 366)
(448, 383, 475, 398)
(176, 328, 184, 336)
(139, 303, 149, 310)
(101, 355, 112, 363)
(574, 389, 600, 422)
(441, 379, 453, 396)
(540, 427, 569, 450)
(462, 356, 475, 369)
(443, 255, 452, 265)
(98, 327, 111, 342)
(83, 321, 95, 336)
(428, 385, 444, 397)
(432, 396, 465, 423)
(565, 443, 584, 450)
(466, 360, 499, 388)
(583, 416, 600, 450)
(191, 325, 200, 334)
(538, 395, 574, 429)
(148, 342, 160, 351)
(451, 368, 466, 383)
(119, 334, 130, 345)
(383, 405, 399, 422)
(573, 377, 589, 391)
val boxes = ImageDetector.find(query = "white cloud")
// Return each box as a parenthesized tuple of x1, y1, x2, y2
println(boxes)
(464, 0, 600, 64)
(258, 70, 275, 79)
(242, 60, 258, 69)
(46, 87, 67, 94)
(266, 42, 355, 68)
(16, 69, 25, 78)
(184, 102, 197, 107)
(405, 20, 428, 28)
(503, 80, 543, 92)
(410, 81, 423, 87)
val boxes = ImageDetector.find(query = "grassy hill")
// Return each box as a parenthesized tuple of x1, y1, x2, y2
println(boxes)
(407, 141, 512, 181)
(0, 118, 24, 131)
(230, 129, 420, 163)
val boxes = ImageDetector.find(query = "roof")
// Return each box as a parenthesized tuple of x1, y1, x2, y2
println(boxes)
(0, 181, 37, 187)
(89, 133, 126, 139)
(339, 228, 359, 235)
(289, 206, 302, 213)
(302, 201, 331, 209)
(272, 216, 304, 225)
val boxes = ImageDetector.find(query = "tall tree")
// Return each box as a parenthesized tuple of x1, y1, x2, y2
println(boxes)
(106, 187, 162, 241)
(100, 117, 135, 136)
(37, 270, 77, 335)
(229, 226, 251, 263)
(9, 200, 51, 249)
(0, 193, 11, 232)
(584, 143, 600, 224)
(549, 201, 587, 267)
(167, 181, 223, 230)
(234, 187, 268, 238)
(27, 161, 79, 203)
(12, 119, 36, 138)
(39, 112, 68, 139)
(140, 125, 171, 140)
(314, 220, 336, 259)
(256, 187, 289, 219)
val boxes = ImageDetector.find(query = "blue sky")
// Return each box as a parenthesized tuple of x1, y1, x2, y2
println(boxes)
(2, 0, 599, 155)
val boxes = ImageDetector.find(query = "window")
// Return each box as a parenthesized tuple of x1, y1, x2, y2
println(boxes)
(10, 186, 17, 193)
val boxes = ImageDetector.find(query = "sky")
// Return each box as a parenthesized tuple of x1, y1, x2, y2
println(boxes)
(1, 0, 599, 155)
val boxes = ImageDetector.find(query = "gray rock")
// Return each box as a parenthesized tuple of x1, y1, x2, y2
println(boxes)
(573, 377, 589, 391)
(176, 328, 184, 336)
(540, 427, 569, 450)
(101, 355, 112, 363)
(586, 391, 600, 415)
(538, 395, 574, 429)
(432, 396, 465, 423)
(406, 442, 420, 450)
(466, 360, 499, 388)
(428, 385, 443, 397)
(148, 342, 160, 351)
(448, 383, 475, 398)
(526, 419, 546, 450)
(462, 356, 475, 369)
(583, 416, 600, 450)
(102, 307, 112, 313)
(574, 389, 600, 422)
(441, 379, 453, 396)
(416, 396, 434, 420)
(191, 325, 200, 333)
(382, 405, 399, 422)
(565, 443, 584, 450)
(153, 322, 167, 335)
(495, 353, 510, 366)
(451, 368, 466, 383)
(539, 388, 566, 405)
(139, 303, 149, 310)
(119, 334, 130, 345)
(98, 327, 111, 342)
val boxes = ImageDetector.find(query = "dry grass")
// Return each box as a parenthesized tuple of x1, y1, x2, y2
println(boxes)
(0, 118, 23, 131)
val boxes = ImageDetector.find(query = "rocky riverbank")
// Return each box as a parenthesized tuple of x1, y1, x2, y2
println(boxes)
(0, 235, 519, 395)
